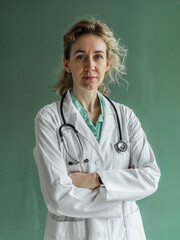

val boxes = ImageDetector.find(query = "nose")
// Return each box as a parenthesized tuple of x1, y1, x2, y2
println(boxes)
(84, 57, 95, 72)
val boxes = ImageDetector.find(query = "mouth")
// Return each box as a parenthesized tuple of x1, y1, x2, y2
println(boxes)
(83, 76, 97, 80)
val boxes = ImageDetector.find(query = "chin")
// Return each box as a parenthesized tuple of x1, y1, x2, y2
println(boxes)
(81, 83, 98, 91)
(84, 81, 102, 90)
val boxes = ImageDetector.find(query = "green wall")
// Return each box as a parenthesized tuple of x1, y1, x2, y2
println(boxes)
(0, 0, 179, 239)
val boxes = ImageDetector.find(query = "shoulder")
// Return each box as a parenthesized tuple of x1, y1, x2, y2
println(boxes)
(118, 103, 137, 123)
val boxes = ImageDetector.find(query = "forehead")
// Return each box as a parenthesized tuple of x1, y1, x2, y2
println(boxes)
(71, 34, 107, 53)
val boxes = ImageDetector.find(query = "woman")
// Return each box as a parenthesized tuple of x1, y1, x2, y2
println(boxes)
(34, 19, 160, 240)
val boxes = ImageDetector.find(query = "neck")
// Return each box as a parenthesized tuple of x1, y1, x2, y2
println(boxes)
(72, 87, 100, 113)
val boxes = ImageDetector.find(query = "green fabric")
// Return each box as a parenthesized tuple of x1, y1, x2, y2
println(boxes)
(70, 90, 104, 142)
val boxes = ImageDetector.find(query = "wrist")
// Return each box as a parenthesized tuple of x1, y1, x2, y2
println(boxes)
(91, 172, 101, 188)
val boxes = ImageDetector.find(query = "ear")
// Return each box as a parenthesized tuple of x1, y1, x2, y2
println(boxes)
(63, 57, 71, 73)
(105, 59, 110, 72)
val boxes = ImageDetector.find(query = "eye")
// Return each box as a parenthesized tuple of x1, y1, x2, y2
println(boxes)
(95, 55, 103, 60)
(76, 55, 86, 60)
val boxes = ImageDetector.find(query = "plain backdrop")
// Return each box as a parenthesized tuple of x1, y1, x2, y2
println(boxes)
(0, 0, 180, 239)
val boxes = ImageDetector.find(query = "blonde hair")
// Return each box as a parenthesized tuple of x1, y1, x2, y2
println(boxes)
(55, 18, 127, 96)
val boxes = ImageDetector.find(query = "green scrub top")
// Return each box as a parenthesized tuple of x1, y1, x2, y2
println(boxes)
(70, 90, 104, 142)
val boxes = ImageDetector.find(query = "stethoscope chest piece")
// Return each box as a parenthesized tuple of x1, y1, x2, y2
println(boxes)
(114, 141, 127, 153)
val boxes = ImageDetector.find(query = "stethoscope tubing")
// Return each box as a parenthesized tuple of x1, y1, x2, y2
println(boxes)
(103, 95, 122, 141)
(59, 90, 127, 164)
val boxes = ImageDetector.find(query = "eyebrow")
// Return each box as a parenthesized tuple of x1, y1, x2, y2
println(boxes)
(73, 50, 105, 55)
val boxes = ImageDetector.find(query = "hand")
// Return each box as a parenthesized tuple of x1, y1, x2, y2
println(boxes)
(69, 172, 100, 190)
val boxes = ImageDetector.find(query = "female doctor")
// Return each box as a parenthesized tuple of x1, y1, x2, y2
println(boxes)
(34, 19, 161, 240)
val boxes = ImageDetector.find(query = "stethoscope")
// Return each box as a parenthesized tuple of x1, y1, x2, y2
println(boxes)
(59, 91, 127, 165)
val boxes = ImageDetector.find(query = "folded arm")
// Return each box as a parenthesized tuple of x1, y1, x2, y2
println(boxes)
(34, 109, 124, 219)
(34, 106, 160, 219)
(69, 107, 160, 203)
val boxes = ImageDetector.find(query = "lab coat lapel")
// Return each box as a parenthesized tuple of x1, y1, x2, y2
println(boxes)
(99, 94, 117, 146)
(62, 90, 101, 154)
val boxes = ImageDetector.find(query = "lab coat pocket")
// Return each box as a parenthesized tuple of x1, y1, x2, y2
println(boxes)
(111, 142, 131, 169)
(124, 206, 146, 240)
(45, 213, 86, 239)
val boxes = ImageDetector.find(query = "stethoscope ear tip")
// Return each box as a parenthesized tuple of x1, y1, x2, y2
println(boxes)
(68, 159, 89, 165)
(68, 162, 73, 165)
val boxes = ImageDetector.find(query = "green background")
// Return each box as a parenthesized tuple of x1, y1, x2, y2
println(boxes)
(0, 0, 179, 239)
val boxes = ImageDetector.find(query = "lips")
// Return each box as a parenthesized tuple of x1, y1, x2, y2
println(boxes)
(83, 76, 97, 80)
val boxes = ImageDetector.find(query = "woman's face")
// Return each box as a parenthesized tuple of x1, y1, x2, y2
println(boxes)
(63, 34, 110, 92)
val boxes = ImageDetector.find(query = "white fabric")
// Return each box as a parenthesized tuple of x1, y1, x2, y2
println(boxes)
(34, 90, 160, 240)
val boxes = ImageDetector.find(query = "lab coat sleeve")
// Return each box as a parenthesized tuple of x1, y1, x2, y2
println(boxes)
(33, 107, 123, 219)
(97, 106, 161, 202)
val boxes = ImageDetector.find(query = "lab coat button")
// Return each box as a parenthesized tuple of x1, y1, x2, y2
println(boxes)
(98, 232, 101, 238)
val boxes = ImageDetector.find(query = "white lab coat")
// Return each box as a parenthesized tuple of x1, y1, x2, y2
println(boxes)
(34, 90, 160, 240)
